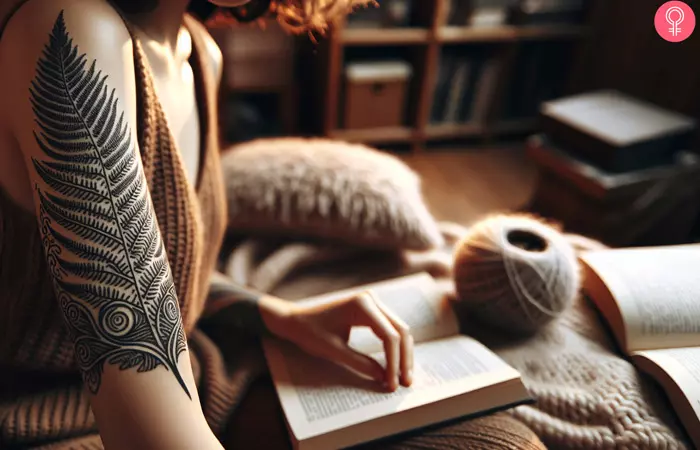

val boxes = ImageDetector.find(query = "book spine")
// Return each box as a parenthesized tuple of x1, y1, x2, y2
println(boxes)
(430, 55, 454, 124)
(444, 60, 471, 123)
(470, 57, 501, 122)
(457, 56, 483, 123)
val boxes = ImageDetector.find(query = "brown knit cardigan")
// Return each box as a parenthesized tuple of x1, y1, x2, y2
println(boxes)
(0, 9, 546, 450)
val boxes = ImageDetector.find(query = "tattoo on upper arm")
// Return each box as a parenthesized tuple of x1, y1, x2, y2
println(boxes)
(31, 11, 190, 399)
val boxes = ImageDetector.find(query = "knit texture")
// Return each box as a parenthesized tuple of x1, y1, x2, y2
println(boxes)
(224, 229, 693, 450)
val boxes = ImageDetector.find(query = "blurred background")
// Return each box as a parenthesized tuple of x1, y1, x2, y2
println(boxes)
(205, 0, 700, 249)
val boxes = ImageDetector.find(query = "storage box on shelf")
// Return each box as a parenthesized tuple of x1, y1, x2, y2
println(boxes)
(312, 0, 591, 151)
(343, 61, 413, 129)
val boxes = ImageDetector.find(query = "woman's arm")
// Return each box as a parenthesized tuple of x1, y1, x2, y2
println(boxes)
(195, 15, 414, 392)
(3, 1, 221, 448)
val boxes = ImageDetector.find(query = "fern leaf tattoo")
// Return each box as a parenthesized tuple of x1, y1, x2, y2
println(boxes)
(31, 11, 190, 398)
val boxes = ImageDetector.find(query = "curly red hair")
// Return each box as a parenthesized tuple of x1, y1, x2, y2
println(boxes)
(205, 0, 378, 34)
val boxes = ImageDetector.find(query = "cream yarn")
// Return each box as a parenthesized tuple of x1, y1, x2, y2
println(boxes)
(453, 214, 581, 336)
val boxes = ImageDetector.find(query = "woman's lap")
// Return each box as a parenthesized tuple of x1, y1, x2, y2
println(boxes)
(222, 376, 546, 450)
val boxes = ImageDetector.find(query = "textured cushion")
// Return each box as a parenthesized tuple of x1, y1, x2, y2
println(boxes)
(221, 138, 444, 250)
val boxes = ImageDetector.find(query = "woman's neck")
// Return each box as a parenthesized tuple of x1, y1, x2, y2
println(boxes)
(121, 0, 191, 50)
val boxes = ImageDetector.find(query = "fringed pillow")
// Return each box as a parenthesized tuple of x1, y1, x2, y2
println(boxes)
(220, 137, 444, 251)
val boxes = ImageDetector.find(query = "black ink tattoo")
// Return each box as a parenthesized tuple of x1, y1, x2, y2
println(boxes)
(205, 280, 269, 336)
(31, 11, 190, 398)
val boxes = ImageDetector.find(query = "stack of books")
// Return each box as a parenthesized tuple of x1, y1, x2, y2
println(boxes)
(527, 90, 700, 247)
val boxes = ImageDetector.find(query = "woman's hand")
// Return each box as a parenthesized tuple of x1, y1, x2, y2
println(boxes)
(260, 292, 414, 392)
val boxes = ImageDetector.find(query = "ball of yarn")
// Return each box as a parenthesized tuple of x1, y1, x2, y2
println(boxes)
(453, 214, 581, 336)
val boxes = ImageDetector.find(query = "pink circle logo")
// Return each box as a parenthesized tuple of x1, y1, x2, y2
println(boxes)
(655, 1, 695, 42)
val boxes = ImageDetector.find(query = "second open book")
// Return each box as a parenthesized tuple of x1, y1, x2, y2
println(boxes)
(262, 273, 531, 450)
(581, 244, 700, 448)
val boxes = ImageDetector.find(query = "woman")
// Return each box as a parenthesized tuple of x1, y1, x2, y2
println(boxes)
(0, 1, 544, 449)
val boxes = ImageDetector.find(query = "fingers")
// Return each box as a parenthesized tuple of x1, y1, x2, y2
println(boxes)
(374, 297, 414, 388)
(356, 291, 412, 392)
(295, 322, 386, 384)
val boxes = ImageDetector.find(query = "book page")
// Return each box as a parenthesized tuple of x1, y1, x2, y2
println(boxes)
(263, 335, 522, 443)
(581, 245, 700, 352)
(632, 348, 700, 448)
(298, 273, 460, 354)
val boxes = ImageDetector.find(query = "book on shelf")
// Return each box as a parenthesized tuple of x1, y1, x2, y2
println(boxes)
(443, 60, 472, 123)
(469, 0, 517, 27)
(430, 49, 501, 125)
(580, 245, 700, 449)
(508, 0, 586, 26)
(430, 54, 456, 124)
(540, 90, 698, 173)
(262, 273, 533, 450)
(469, 56, 502, 122)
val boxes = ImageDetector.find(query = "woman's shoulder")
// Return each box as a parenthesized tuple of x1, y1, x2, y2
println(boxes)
(0, 0, 132, 60)
(185, 16, 223, 86)
(0, 0, 138, 130)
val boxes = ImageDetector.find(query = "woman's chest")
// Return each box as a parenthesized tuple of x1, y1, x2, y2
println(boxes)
(153, 72, 201, 186)
(142, 38, 202, 186)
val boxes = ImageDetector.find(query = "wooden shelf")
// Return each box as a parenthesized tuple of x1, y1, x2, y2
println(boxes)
(437, 25, 587, 43)
(438, 26, 516, 43)
(515, 25, 588, 40)
(316, 0, 590, 153)
(341, 28, 430, 46)
(326, 119, 539, 146)
(328, 127, 415, 144)
(340, 25, 585, 46)
(425, 123, 485, 140)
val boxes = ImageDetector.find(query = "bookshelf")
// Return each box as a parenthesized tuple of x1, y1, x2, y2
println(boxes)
(315, 0, 590, 152)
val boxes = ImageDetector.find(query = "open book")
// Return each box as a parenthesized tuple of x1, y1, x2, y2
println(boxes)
(262, 273, 532, 450)
(580, 245, 700, 448)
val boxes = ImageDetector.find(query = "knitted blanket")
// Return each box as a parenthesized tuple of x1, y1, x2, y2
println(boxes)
(224, 225, 692, 450)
